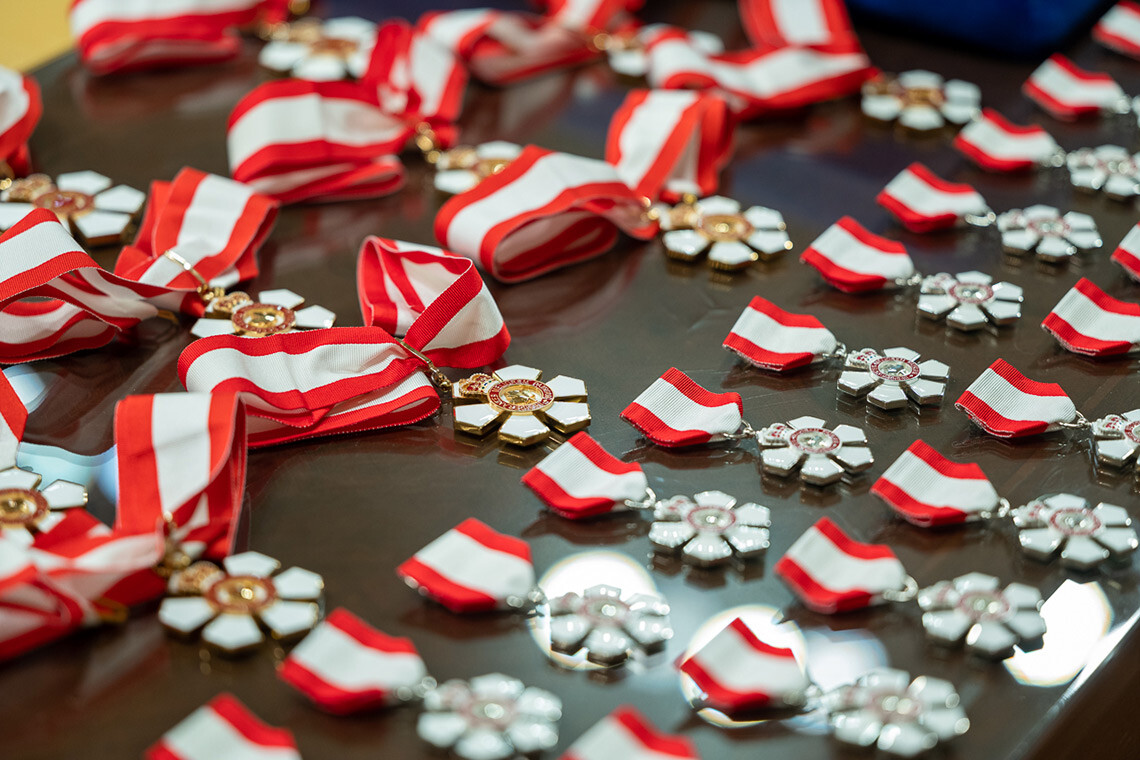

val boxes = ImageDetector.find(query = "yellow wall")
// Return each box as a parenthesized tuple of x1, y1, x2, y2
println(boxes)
(0, 0, 74, 71)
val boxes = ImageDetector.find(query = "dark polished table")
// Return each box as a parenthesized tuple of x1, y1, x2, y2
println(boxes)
(2, 2, 1139, 758)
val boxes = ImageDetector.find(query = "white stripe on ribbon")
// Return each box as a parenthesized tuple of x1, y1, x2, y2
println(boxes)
(411, 528, 534, 601)
(148, 393, 215, 519)
(782, 524, 905, 595)
(159, 702, 300, 760)
(1027, 56, 1124, 112)
(878, 448, 999, 514)
(288, 618, 426, 693)
(728, 302, 836, 361)
(956, 113, 1059, 164)
(962, 365, 1076, 430)
(632, 377, 742, 439)
(531, 439, 647, 502)
(1047, 283, 1140, 345)
(807, 221, 914, 280)
(70, 0, 258, 35)
(0, 67, 31, 138)
(687, 621, 806, 697)
(881, 166, 987, 218)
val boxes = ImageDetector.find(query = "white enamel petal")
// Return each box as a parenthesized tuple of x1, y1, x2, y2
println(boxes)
(258, 288, 306, 309)
(800, 454, 846, 485)
(546, 375, 586, 398)
(1035, 235, 1075, 261)
(947, 304, 989, 330)
(294, 304, 336, 329)
(746, 229, 792, 256)
(202, 613, 264, 652)
(883, 347, 920, 361)
(682, 533, 734, 566)
(191, 319, 237, 338)
(56, 170, 112, 195)
(454, 403, 503, 433)
(1005, 610, 1047, 640)
(662, 229, 710, 260)
(733, 504, 771, 528)
(74, 210, 132, 242)
(944, 79, 980, 105)
(838, 371, 878, 396)
(495, 365, 542, 381)
(980, 299, 1020, 324)
(475, 141, 522, 160)
(417, 711, 469, 749)
(94, 185, 146, 214)
(582, 626, 634, 662)
(294, 56, 349, 82)
(1095, 503, 1132, 527)
(868, 383, 908, 410)
(1001, 228, 1040, 253)
(549, 613, 589, 651)
(707, 240, 757, 269)
(272, 566, 324, 600)
(833, 425, 867, 445)
(223, 551, 280, 578)
(1103, 173, 1140, 199)
(456, 729, 514, 760)
(0, 202, 36, 230)
(917, 359, 949, 380)
(918, 293, 958, 319)
(1018, 528, 1064, 560)
(1096, 527, 1139, 555)
(833, 708, 884, 748)
(259, 599, 320, 639)
(1058, 536, 1110, 569)
(507, 717, 559, 754)
(905, 379, 946, 405)
(966, 621, 1018, 657)
(877, 721, 938, 757)
(543, 401, 590, 431)
(899, 105, 945, 131)
(1065, 229, 1102, 251)
(899, 70, 944, 89)
(259, 40, 309, 71)
(724, 525, 770, 558)
(862, 94, 903, 121)
(158, 597, 217, 634)
(744, 206, 785, 230)
(434, 169, 480, 195)
(41, 480, 88, 509)
(648, 520, 696, 550)
(832, 445, 874, 471)
(0, 469, 40, 490)
(498, 414, 551, 445)
(695, 196, 741, 215)
(789, 415, 826, 429)
(760, 447, 804, 475)
(922, 609, 972, 644)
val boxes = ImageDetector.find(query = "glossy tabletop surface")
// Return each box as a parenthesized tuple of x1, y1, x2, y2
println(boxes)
(2, 2, 1140, 759)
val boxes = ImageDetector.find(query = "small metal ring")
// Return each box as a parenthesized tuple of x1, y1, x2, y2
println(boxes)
(881, 575, 919, 603)
(623, 487, 658, 511)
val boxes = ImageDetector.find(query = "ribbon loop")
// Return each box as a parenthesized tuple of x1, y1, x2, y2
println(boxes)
(876, 163, 989, 233)
(956, 359, 1078, 438)
(0, 66, 40, 177)
(724, 296, 838, 371)
(357, 237, 509, 369)
(953, 108, 1060, 172)
(621, 368, 744, 447)
(801, 217, 915, 293)
(1042, 278, 1140, 357)
(522, 432, 648, 519)
(872, 440, 1002, 527)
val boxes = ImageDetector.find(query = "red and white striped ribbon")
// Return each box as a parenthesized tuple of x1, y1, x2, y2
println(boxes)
(435, 146, 657, 283)
(145, 693, 302, 760)
(740, 0, 858, 50)
(114, 168, 278, 315)
(280, 607, 428, 715)
(1112, 223, 1140, 282)
(774, 517, 908, 614)
(643, 28, 873, 119)
(605, 89, 734, 203)
(561, 706, 699, 760)
(956, 359, 1078, 438)
(876, 163, 989, 233)
(69, 0, 271, 76)
(723, 296, 838, 371)
(871, 440, 1001, 527)
(228, 21, 466, 203)
(540, 0, 639, 31)
(0, 369, 27, 470)
(108, 392, 247, 607)
(2, 515, 165, 661)
(679, 617, 809, 714)
(621, 368, 744, 447)
(397, 518, 535, 613)
(178, 327, 440, 448)
(800, 217, 915, 293)
(1095, 1, 1140, 59)
(0, 66, 41, 176)
(357, 237, 509, 369)
(1023, 54, 1127, 121)
(522, 432, 648, 519)
(0, 209, 178, 363)
(953, 109, 1059, 172)
(1042, 278, 1140, 357)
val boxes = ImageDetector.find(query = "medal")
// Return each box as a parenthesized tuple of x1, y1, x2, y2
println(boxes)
(190, 288, 335, 338)
(873, 439, 1139, 570)
(452, 365, 589, 447)
(725, 297, 951, 411)
(656, 195, 792, 271)
(432, 141, 522, 195)
(258, 16, 376, 81)
(621, 368, 875, 486)
(1067, 145, 1140, 199)
(0, 171, 144, 246)
(861, 69, 981, 132)
(158, 551, 324, 656)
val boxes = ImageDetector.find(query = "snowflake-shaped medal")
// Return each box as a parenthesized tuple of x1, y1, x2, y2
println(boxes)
(861, 70, 981, 131)
(0, 171, 145, 245)
(917, 271, 1022, 331)
(823, 668, 970, 757)
(1067, 145, 1140, 200)
(434, 142, 522, 195)
(658, 195, 792, 271)
(190, 288, 336, 338)
(0, 468, 88, 545)
(259, 17, 376, 80)
(917, 572, 1046, 659)
(1091, 410, 1140, 471)
(648, 491, 770, 567)
(1012, 494, 1138, 570)
(452, 365, 589, 447)
(547, 584, 672, 666)
(758, 416, 873, 486)
(839, 347, 948, 411)
(417, 674, 561, 760)
(158, 551, 324, 655)
(997, 205, 1101, 263)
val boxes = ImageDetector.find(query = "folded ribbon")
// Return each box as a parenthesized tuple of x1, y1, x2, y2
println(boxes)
(0, 66, 40, 176)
